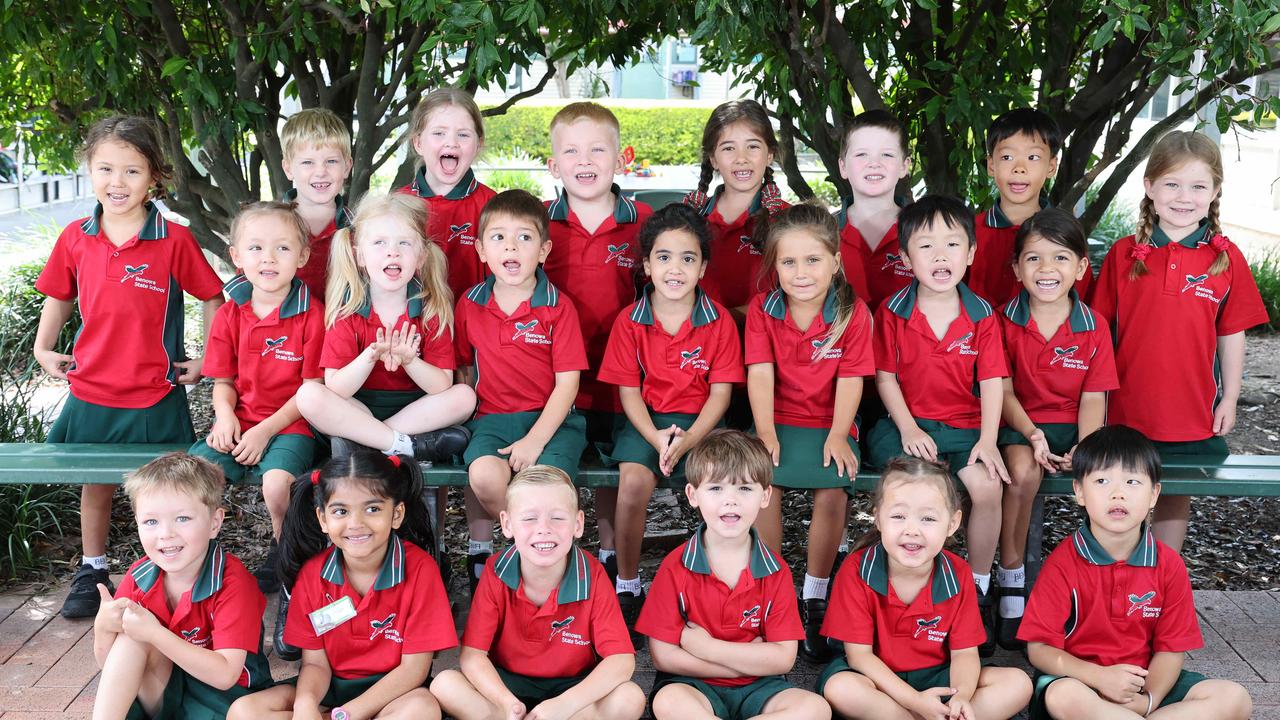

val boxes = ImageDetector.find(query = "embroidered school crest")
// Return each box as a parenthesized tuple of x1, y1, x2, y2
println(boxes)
(881, 253, 903, 271)
(737, 234, 761, 255)
(261, 336, 288, 356)
(739, 604, 762, 629)
(946, 332, 977, 356)
(182, 627, 201, 641)
(1127, 591, 1157, 617)
(513, 320, 539, 340)
(605, 243, 635, 268)
(449, 222, 475, 246)
(121, 264, 150, 283)
(913, 616, 942, 639)
(680, 346, 709, 370)
(370, 612, 401, 642)
(1050, 345, 1079, 366)
(550, 615, 576, 640)
(810, 337, 844, 361)
(1182, 273, 1209, 293)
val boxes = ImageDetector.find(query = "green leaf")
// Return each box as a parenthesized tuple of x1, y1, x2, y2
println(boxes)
(1263, 12, 1280, 34)
(1215, 101, 1231, 134)
(160, 57, 187, 78)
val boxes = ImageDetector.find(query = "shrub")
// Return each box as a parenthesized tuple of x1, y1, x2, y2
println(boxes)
(1250, 251, 1280, 334)
(482, 105, 711, 165)
(0, 261, 80, 377)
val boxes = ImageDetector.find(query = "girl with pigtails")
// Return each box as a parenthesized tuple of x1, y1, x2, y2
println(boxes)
(1090, 130, 1269, 552)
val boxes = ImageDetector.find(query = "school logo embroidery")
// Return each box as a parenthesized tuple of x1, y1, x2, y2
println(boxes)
(181, 627, 209, 647)
(1127, 591, 1161, 618)
(740, 604, 762, 629)
(550, 615, 591, 646)
(261, 336, 288, 356)
(1182, 273, 1209, 293)
(737, 234, 761, 255)
(448, 222, 476, 246)
(605, 243, 636, 268)
(550, 616, 575, 639)
(913, 616, 942, 639)
(810, 338, 844, 361)
(119, 262, 165, 294)
(121, 263, 149, 282)
(946, 332, 978, 356)
(881, 253, 912, 277)
(512, 319, 551, 345)
(370, 612, 402, 643)
(680, 346, 710, 371)
(1181, 273, 1223, 303)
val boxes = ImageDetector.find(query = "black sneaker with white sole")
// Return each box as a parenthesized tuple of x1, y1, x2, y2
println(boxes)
(61, 563, 114, 619)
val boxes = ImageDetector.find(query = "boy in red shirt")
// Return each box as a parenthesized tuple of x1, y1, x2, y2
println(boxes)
(432, 465, 645, 719)
(92, 453, 271, 720)
(1019, 426, 1253, 720)
(637, 430, 830, 720)
(279, 108, 353, 301)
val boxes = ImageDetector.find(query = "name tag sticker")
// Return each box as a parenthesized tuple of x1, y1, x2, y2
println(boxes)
(309, 596, 357, 636)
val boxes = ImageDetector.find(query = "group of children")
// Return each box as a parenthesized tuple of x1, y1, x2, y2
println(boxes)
(33, 89, 1269, 720)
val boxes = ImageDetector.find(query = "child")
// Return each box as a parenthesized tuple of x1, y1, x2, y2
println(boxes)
(456, 189, 590, 590)
(866, 195, 1011, 654)
(1090, 131, 1269, 551)
(744, 204, 874, 663)
(818, 456, 1032, 720)
(1019, 425, 1253, 720)
(431, 465, 646, 720)
(994, 208, 1118, 648)
(835, 109, 914, 310)
(92, 453, 271, 719)
(683, 99, 790, 320)
(280, 108, 354, 301)
(295, 192, 475, 461)
(34, 115, 225, 619)
(970, 108, 1089, 304)
(596, 203, 744, 627)
(637, 429, 832, 720)
(399, 89, 498, 302)
(228, 451, 456, 720)
(189, 201, 326, 594)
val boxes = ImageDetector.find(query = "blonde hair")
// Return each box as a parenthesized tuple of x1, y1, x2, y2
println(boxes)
(549, 102, 621, 150)
(124, 452, 225, 511)
(281, 108, 352, 163)
(1131, 130, 1227, 279)
(762, 204, 859, 358)
(685, 429, 773, 488)
(507, 465, 579, 509)
(325, 192, 452, 336)
(231, 200, 311, 249)
(406, 89, 485, 162)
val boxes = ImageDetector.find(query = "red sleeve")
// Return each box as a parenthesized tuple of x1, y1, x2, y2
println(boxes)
(707, 314, 745, 384)
(974, 314, 1009, 381)
(209, 562, 267, 652)
(634, 553, 685, 646)
(172, 230, 225, 301)
(550, 300, 589, 372)
(742, 299, 775, 366)
(1016, 549, 1072, 650)
(1215, 243, 1270, 336)
(202, 305, 238, 380)
(836, 300, 875, 378)
(1087, 238, 1129, 321)
(454, 297, 475, 368)
(283, 566, 325, 651)
(460, 560, 503, 651)
(820, 557, 874, 645)
(319, 314, 362, 371)
(596, 311, 641, 387)
(944, 556, 988, 651)
(762, 563, 804, 642)
(587, 560, 635, 657)
(35, 225, 80, 301)
(1152, 549, 1204, 654)
(420, 316, 456, 371)
(301, 305, 326, 380)
(873, 305, 900, 373)
(1082, 319, 1119, 393)
(400, 549, 458, 654)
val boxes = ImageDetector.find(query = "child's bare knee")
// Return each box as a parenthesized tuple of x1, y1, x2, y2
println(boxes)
(598, 681, 646, 719)
(294, 381, 327, 415)
(1043, 677, 1093, 719)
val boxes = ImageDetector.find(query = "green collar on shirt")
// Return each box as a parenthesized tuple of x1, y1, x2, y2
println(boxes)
(1002, 288, 1095, 333)
(492, 543, 593, 604)
(408, 167, 480, 201)
(463, 267, 560, 308)
(131, 540, 228, 602)
(1149, 219, 1211, 249)
(858, 543, 963, 603)
(761, 285, 839, 324)
(349, 277, 425, 319)
(983, 196, 1050, 229)
(282, 189, 352, 229)
(835, 194, 910, 228)
(681, 524, 783, 579)
(700, 184, 763, 218)
(885, 280, 994, 322)
(1071, 522, 1158, 567)
(81, 201, 170, 240)
(223, 276, 312, 319)
(319, 533, 409, 590)
(546, 183, 639, 224)
(630, 285, 719, 327)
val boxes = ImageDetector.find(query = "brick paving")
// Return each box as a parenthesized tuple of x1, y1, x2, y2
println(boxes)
(0, 583, 1275, 719)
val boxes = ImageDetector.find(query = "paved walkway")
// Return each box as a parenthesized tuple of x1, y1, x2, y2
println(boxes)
(0, 583, 1275, 719)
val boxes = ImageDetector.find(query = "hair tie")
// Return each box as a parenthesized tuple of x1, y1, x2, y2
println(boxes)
(310, 469, 321, 486)
(759, 182, 784, 216)
(1129, 243, 1153, 263)
(1209, 234, 1231, 253)
(387, 455, 402, 468)
(682, 189, 709, 212)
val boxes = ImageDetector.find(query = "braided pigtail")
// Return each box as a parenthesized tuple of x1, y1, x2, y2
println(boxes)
(1206, 198, 1231, 276)
(1128, 196, 1157, 280)
(683, 160, 714, 212)
(748, 166, 783, 252)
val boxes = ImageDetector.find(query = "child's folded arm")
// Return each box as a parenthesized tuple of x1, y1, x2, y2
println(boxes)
(344, 651, 433, 719)
(877, 370, 937, 461)
(1026, 642, 1110, 692)
(458, 646, 522, 712)
(647, 636, 742, 679)
(293, 647, 334, 712)
(144, 629, 249, 690)
(543, 652, 635, 717)
(678, 622, 796, 678)
(403, 355, 453, 395)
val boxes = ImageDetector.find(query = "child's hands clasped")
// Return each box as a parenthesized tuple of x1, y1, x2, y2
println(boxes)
(207, 414, 241, 454)
(1027, 428, 1059, 472)
(172, 356, 205, 384)
(232, 423, 273, 467)
(910, 687, 956, 720)
(525, 696, 576, 720)
(1094, 663, 1148, 704)
(823, 433, 858, 478)
(120, 599, 163, 643)
(679, 621, 716, 658)
(945, 694, 975, 720)
(94, 584, 129, 633)
(652, 425, 685, 477)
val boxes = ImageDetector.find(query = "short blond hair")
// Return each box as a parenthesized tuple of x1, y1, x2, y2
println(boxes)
(685, 429, 773, 488)
(507, 464, 579, 509)
(549, 102, 620, 151)
(281, 108, 352, 163)
(231, 200, 311, 249)
(124, 452, 225, 511)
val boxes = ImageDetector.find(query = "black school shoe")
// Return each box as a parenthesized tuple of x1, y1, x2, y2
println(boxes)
(253, 540, 281, 595)
(273, 586, 301, 661)
(800, 598, 837, 663)
(61, 563, 114, 619)
(411, 426, 471, 463)
(996, 585, 1027, 652)
(468, 551, 491, 597)
(618, 589, 646, 650)
(603, 554, 618, 586)
(977, 584, 997, 658)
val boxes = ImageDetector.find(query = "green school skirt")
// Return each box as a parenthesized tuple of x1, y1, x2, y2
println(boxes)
(464, 411, 588, 479)
(352, 389, 425, 422)
(766, 423, 860, 490)
(189, 432, 316, 481)
(1030, 669, 1206, 720)
(125, 668, 258, 720)
(48, 386, 194, 444)
(496, 667, 588, 709)
(603, 411, 701, 488)
(1151, 436, 1228, 462)
(997, 422, 1078, 456)
(651, 673, 795, 720)
(867, 418, 981, 477)
(815, 657, 951, 696)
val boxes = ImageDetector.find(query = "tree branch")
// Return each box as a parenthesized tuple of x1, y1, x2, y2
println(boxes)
(481, 59, 556, 116)
(303, 0, 360, 34)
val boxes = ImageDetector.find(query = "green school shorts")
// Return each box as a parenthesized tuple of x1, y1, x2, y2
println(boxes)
(125, 667, 257, 720)
(867, 417, 980, 477)
(651, 673, 795, 720)
(766, 423, 861, 491)
(1029, 668, 1207, 720)
(496, 667, 587, 709)
(581, 409, 625, 459)
(602, 411, 701, 488)
(279, 672, 386, 708)
(1151, 436, 1229, 462)
(815, 657, 951, 696)
(188, 432, 316, 481)
(464, 411, 588, 479)
(997, 422, 1078, 456)
(48, 385, 195, 444)
(352, 389, 425, 422)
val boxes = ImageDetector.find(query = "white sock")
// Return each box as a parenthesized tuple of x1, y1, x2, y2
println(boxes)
(468, 540, 493, 556)
(599, 549, 616, 564)
(82, 555, 108, 571)
(973, 572, 991, 595)
(802, 574, 830, 601)
(997, 565, 1026, 618)
(385, 431, 413, 456)
(615, 576, 642, 595)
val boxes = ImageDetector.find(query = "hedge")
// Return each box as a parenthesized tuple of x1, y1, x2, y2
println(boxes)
(482, 106, 711, 166)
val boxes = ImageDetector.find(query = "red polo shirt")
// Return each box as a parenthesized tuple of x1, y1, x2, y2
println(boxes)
(836, 199, 912, 310)
(1018, 524, 1202, 668)
(743, 288, 875, 435)
(319, 278, 455, 392)
(969, 205, 1093, 306)
(698, 187, 789, 311)
(36, 203, 224, 408)
(284, 535, 456, 679)
(544, 186, 651, 414)
(636, 526, 804, 687)
(821, 545, 986, 673)
(116, 541, 270, 689)
(399, 168, 497, 304)
(454, 269, 589, 416)
(873, 281, 1008, 428)
(283, 189, 351, 302)
(999, 290, 1118, 425)
(598, 288, 744, 414)
(1090, 227, 1269, 441)
(463, 545, 633, 679)
(205, 277, 324, 436)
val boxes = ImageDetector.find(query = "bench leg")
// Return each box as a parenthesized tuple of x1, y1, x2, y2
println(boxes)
(1026, 496, 1045, 590)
